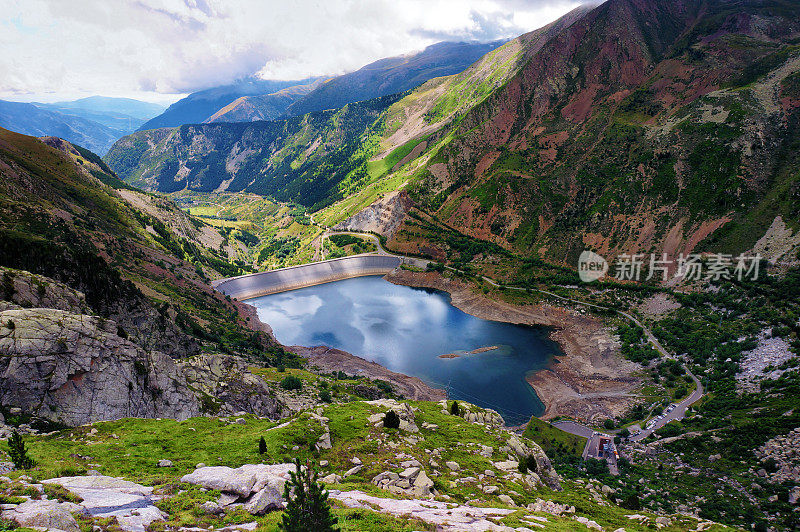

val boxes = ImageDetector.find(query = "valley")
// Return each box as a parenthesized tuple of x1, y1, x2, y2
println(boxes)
(1, 0, 800, 530)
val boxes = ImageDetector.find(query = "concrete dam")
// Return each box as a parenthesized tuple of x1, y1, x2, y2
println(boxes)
(213, 254, 403, 300)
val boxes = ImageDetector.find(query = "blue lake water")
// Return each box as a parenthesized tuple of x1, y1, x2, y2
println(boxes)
(250, 276, 560, 425)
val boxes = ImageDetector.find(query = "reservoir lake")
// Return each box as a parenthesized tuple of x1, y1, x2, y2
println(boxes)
(250, 275, 560, 425)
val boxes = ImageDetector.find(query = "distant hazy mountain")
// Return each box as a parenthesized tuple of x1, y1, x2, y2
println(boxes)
(284, 40, 507, 117)
(38, 96, 165, 120)
(35, 96, 166, 138)
(0, 100, 119, 155)
(137, 78, 321, 130)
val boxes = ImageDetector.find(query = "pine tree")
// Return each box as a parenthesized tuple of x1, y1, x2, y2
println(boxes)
(258, 436, 267, 455)
(383, 410, 400, 429)
(279, 459, 338, 532)
(450, 400, 460, 416)
(8, 431, 34, 470)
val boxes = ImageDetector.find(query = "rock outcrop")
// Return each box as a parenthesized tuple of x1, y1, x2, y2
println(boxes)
(333, 190, 413, 239)
(0, 267, 89, 314)
(0, 307, 282, 426)
(1, 475, 163, 532)
(181, 464, 294, 514)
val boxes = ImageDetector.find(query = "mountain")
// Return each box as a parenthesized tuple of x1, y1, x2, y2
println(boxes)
(282, 40, 508, 117)
(0, 126, 286, 363)
(107, 0, 800, 266)
(137, 78, 321, 130)
(35, 96, 165, 135)
(395, 0, 800, 265)
(0, 100, 120, 155)
(204, 79, 324, 123)
(104, 8, 585, 206)
(38, 96, 165, 120)
(146, 41, 506, 127)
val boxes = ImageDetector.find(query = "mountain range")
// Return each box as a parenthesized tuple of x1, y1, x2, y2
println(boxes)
(0, 96, 165, 155)
(141, 40, 507, 128)
(107, 0, 800, 268)
(3, 1, 800, 530)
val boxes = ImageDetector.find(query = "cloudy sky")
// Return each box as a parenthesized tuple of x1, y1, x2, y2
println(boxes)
(1, 0, 586, 103)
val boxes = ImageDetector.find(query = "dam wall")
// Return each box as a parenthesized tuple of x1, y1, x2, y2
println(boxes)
(213, 254, 403, 300)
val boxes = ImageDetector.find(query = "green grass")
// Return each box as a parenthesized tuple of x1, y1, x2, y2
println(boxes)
(523, 417, 587, 458)
(5, 398, 741, 531)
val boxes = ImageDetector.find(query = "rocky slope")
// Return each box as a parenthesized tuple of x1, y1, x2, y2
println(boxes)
(0, 127, 292, 366)
(398, 0, 800, 265)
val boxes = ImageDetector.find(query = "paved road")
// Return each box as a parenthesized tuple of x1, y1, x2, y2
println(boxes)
(327, 228, 707, 441)
(258, 219, 706, 441)
(477, 270, 704, 441)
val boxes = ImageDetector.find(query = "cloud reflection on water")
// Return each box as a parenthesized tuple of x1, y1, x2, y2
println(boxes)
(251, 276, 555, 424)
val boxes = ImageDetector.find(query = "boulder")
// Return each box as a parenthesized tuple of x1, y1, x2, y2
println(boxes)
(42, 475, 164, 532)
(11, 500, 80, 532)
(344, 465, 363, 477)
(243, 485, 284, 515)
(201, 501, 223, 515)
(498, 494, 515, 506)
(445, 461, 460, 471)
(181, 466, 256, 497)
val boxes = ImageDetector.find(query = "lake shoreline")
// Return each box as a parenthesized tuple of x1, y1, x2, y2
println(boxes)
(384, 269, 642, 424)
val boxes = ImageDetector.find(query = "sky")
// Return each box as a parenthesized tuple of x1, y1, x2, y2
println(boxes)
(0, 0, 586, 104)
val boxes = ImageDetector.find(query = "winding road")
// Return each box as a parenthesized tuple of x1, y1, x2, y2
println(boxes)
(271, 214, 704, 442)
(477, 275, 704, 441)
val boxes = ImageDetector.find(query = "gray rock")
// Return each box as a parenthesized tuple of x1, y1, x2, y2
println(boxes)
(0, 306, 282, 426)
(445, 461, 460, 471)
(400, 467, 420, 479)
(181, 466, 256, 497)
(41, 476, 163, 532)
(11, 499, 80, 532)
(157, 459, 172, 467)
(498, 494, 515, 506)
(201, 501, 223, 515)
(217, 492, 240, 507)
(243, 485, 283, 515)
(344, 464, 363, 477)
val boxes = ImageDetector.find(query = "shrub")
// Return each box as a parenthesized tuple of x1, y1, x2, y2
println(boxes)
(280, 375, 302, 391)
(259, 436, 267, 455)
(603, 419, 615, 430)
(279, 459, 339, 532)
(375, 380, 393, 395)
(8, 431, 34, 470)
(620, 493, 641, 510)
(450, 401, 460, 416)
(383, 410, 400, 429)
(5, 320, 13, 330)
(319, 390, 332, 403)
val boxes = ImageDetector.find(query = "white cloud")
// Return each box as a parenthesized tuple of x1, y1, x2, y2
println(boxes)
(0, 0, 586, 101)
